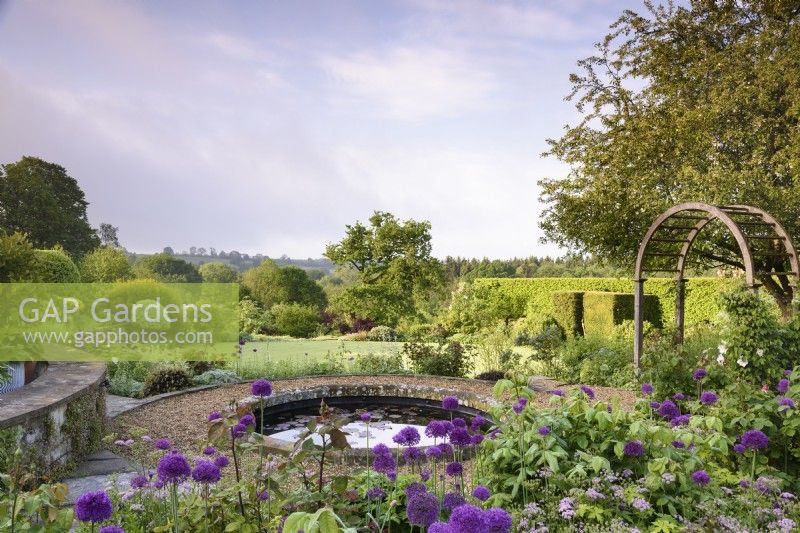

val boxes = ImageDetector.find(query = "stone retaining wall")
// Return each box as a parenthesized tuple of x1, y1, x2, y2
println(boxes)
(0, 362, 106, 481)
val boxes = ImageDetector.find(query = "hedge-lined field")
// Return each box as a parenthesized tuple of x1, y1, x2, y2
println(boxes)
(465, 277, 742, 330)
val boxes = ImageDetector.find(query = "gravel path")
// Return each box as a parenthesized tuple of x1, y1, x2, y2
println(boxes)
(112, 375, 637, 452)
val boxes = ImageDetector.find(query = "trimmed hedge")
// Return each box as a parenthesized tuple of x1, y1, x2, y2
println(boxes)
(552, 291, 584, 337)
(29, 249, 81, 282)
(463, 277, 740, 332)
(582, 291, 662, 337)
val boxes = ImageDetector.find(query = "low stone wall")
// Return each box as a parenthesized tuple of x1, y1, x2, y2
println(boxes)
(0, 362, 106, 481)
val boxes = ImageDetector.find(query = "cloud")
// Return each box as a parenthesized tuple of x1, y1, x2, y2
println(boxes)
(205, 32, 268, 62)
(321, 45, 496, 121)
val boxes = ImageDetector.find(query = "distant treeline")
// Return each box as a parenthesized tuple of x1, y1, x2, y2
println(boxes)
(130, 248, 335, 275)
(442, 255, 628, 280)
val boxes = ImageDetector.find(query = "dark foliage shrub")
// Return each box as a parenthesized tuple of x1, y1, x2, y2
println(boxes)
(475, 370, 506, 381)
(141, 365, 193, 397)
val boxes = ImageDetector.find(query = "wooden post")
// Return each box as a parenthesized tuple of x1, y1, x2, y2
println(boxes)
(633, 278, 645, 373)
(674, 279, 686, 345)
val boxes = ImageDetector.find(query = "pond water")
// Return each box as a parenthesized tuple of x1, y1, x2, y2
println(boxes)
(259, 401, 459, 448)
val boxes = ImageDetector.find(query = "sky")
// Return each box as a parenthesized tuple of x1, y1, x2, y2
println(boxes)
(0, 0, 645, 259)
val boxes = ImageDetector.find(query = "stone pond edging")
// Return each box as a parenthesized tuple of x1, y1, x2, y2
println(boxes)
(0, 362, 106, 478)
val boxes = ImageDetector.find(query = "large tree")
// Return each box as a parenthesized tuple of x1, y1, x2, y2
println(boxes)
(540, 1, 800, 313)
(242, 260, 327, 310)
(0, 156, 99, 256)
(324, 211, 445, 325)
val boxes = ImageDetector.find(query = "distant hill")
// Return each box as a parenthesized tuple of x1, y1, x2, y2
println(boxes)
(128, 252, 335, 274)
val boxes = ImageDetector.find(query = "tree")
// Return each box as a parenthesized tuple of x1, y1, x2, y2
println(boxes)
(268, 303, 321, 338)
(162, 247, 175, 255)
(0, 231, 35, 282)
(242, 259, 327, 309)
(324, 211, 445, 325)
(0, 156, 99, 256)
(199, 261, 240, 283)
(80, 247, 133, 282)
(540, 1, 800, 314)
(28, 249, 81, 282)
(98, 223, 120, 248)
(133, 253, 202, 283)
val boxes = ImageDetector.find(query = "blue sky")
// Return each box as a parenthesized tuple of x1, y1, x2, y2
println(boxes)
(0, 0, 644, 258)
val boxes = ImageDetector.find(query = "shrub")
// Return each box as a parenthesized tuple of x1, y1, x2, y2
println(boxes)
(517, 320, 565, 377)
(140, 365, 193, 397)
(269, 303, 321, 338)
(28, 249, 81, 282)
(352, 352, 406, 374)
(107, 373, 143, 398)
(242, 260, 326, 309)
(0, 231, 35, 282)
(239, 298, 269, 335)
(366, 325, 397, 342)
(552, 291, 584, 337)
(198, 261, 239, 283)
(185, 359, 226, 376)
(191, 369, 240, 385)
(80, 246, 133, 282)
(396, 321, 432, 341)
(134, 253, 201, 283)
(402, 340, 472, 377)
(475, 370, 506, 381)
(582, 291, 662, 337)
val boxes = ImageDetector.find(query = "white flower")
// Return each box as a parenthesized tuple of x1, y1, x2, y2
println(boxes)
(718, 343, 728, 355)
(757, 349, 765, 357)
(737, 357, 748, 368)
(717, 354, 726, 365)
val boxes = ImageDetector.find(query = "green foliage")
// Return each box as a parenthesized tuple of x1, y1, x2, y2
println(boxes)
(134, 253, 202, 283)
(515, 320, 566, 378)
(366, 325, 397, 342)
(79, 246, 133, 282)
(191, 368, 240, 385)
(444, 253, 627, 280)
(539, 2, 800, 311)
(269, 303, 322, 338)
(184, 359, 226, 376)
(0, 156, 99, 256)
(582, 291, 662, 337)
(140, 365, 193, 397)
(28, 249, 81, 282)
(402, 340, 472, 377)
(552, 291, 584, 337)
(239, 298, 269, 336)
(351, 351, 406, 374)
(198, 261, 240, 283)
(242, 260, 326, 310)
(0, 231, 35, 282)
(324, 211, 445, 326)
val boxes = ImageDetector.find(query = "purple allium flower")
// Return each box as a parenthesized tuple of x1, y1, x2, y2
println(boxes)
(372, 444, 397, 474)
(778, 379, 790, 395)
(446, 462, 463, 477)
(580, 385, 595, 399)
(191, 460, 221, 484)
(155, 438, 171, 450)
(214, 455, 229, 468)
(130, 474, 149, 489)
(429, 523, 452, 533)
(74, 490, 114, 523)
(231, 423, 247, 438)
(471, 415, 489, 431)
(99, 527, 126, 533)
(740, 479, 750, 488)
(779, 397, 796, 408)
(257, 490, 270, 501)
(700, 391, 718, 405)
(623, 440, 645, 458)
(673, 393, 685, 401)
(649, 401, 661, 409)
(420, 469, 431, 482)
(449, 427, 472, 447)
(512, 402, 524, 414)
(425, 446, 443, 460)
(438, 443, 454, 456)
(239, 414, 255, 427)
(157, 452, 191, 483)
(691, 470, 710, 486)
(360, 412, 371, 423)
(203, 446, 216, 456)
(405, 482, 428, 499)
(551, 389, 564, 396)
(153, 479, 165, 489)
(693, 368, 707, 381)
(367, 486, 386, 500)
(740, 429, 769, 450)
(251, 378, 273, 397)
(734, 443, 746, 453)
(403, 446, 423, 463)
(641, 383, 654, 395)
(452, 417, 467, 428)
(449, 504, 486, 532)
(426, 420, 453, 439)
(471, 434, 484, 446)
(672, 440, 685, 448)
(442, 396, 460, 410)
(483, 507, 513, 533)
(407, 491, 440, 527)
(472, 485, 491, 502)
(538, 426, 551, 436)
(658, 400, 680, 418)
(671, 415, 690, 427)
(393, 426, 421, 447)
(443, 491, 467, 510)
(207, 411, 222, 422)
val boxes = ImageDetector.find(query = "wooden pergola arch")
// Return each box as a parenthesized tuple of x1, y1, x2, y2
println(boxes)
(633, 202, 799, 370)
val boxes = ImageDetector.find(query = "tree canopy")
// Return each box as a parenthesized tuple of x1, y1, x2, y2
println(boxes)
(80, 247, 133, 283)
(199, 261, 240, 283)
(324, 211, 444, 325)
(133, 253, 202, 283)
(0, 156, 99, 257)
(540, 1, 800, 308)
(242, 260, 327, 310)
